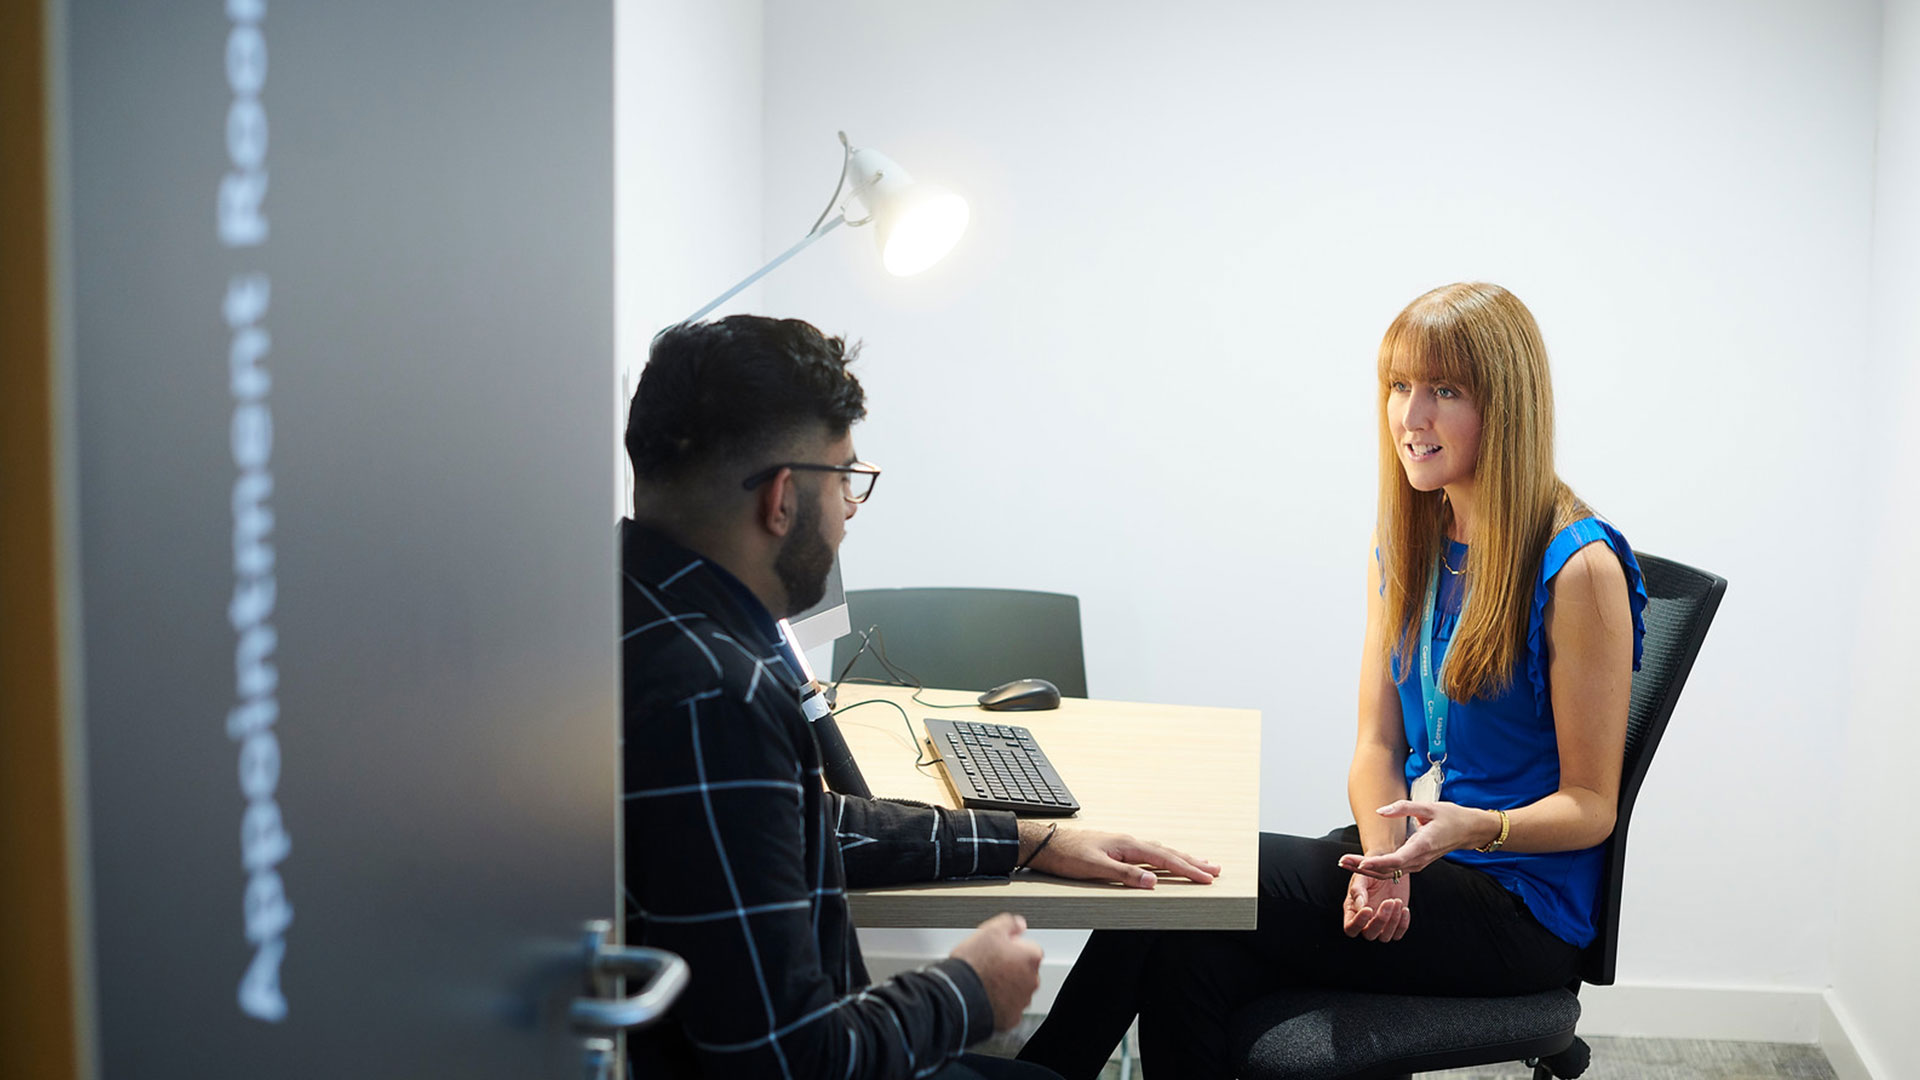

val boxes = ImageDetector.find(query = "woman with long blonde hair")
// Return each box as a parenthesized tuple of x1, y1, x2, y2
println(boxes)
(1020, 283, 1647, 1078)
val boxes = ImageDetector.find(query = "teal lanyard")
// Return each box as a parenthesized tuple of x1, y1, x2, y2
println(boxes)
(1417, 557, 1451, 768)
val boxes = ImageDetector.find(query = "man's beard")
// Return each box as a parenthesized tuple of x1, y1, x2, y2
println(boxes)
(774, 493, 834, 617)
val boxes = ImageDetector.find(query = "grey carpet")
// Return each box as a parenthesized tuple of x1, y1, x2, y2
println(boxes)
(1416, 1035, 1837, 1080)
(975, 1017, 1839, 1080)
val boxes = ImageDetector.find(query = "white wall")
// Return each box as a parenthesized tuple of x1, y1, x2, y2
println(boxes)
(615, 0, 764, 512)
(1828, 1, 1920, 1076)
(757, 0, 1882, 995)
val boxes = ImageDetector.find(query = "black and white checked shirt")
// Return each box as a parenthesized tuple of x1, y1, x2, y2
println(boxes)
(621, 523, 1023, 1078)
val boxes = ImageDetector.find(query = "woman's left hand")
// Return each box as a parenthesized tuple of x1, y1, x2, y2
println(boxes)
(1338, 800, 1495, 879)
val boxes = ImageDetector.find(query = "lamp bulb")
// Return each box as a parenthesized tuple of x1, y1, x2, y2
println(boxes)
(879, 187, 969, 276)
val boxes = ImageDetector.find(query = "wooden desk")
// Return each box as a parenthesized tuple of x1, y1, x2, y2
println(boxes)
(832, 685, 1260, 930)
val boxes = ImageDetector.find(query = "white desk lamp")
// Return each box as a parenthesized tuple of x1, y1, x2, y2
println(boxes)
(685, 131, 969, 322)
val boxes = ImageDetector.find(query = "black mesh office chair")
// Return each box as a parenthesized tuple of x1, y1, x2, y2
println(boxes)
(1228, 552, 1727, 1080)
(832, 587, 1089, 698)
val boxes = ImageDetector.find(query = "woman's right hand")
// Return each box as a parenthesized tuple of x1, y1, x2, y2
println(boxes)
(1341, 870, 1411, 942)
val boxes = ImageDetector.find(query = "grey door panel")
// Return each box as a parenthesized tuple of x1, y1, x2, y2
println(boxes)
(65, 2, 619, 1075)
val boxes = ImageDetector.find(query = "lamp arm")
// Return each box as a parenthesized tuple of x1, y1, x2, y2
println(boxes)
(808, 132, 856, 234)
(683, 214, 847, 324)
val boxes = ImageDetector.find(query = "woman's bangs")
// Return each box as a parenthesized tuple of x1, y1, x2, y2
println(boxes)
(1378, 317, 1474, 391)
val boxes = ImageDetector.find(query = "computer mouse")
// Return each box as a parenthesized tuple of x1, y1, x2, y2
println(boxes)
(978, 677, 1062, 711)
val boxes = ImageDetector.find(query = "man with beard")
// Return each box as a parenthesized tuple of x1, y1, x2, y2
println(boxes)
(620, 317, 1218, 1079)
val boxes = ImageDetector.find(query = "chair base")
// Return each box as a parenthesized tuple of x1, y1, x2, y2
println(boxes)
(1230, 987, 1581, 1080)
(1534, 1036, 1591, 1078)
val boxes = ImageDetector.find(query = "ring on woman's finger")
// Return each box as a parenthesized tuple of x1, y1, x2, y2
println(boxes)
(1390, 870, 1403, 882)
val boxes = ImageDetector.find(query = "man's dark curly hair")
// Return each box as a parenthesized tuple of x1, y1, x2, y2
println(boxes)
(627, 316, 867, 485)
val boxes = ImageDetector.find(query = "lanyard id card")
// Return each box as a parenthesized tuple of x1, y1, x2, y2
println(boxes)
(1411, 557, 1451, 811)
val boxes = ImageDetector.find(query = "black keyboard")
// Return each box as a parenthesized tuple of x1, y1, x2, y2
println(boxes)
(923, 717, 1079, 816)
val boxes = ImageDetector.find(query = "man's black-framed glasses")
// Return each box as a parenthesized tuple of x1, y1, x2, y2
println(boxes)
(741, 460, 882, 504)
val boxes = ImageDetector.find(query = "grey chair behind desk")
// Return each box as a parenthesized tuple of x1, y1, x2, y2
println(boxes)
(1228, 552, 1728, 1080)
(833, 588, 1089, 698)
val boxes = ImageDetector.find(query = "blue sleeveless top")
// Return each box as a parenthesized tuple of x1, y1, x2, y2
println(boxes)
(1390, 517, 1648, 947)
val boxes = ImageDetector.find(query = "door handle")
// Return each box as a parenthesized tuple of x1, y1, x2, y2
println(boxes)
(571, 919, 690, 1032)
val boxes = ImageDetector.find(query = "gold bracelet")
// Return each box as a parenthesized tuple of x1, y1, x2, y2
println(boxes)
(1475, 809, 1510, 853)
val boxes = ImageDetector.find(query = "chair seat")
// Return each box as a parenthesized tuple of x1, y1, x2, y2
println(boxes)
(1230, 987, 1580, 1080)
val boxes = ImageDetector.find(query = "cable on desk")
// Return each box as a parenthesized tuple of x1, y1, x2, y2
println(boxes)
(829, 695, 939, 770)
(831, 625, 985, 711)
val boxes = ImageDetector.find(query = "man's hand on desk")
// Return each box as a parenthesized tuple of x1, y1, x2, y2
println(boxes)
(1017, 820, 1221, 888)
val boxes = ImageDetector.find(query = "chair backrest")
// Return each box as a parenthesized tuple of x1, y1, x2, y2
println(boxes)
(1580, 552, 1727, 985)
(832, 588, 1089, 699)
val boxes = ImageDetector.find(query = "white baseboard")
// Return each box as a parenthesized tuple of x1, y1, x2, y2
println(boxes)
(1572, 982, 1824, 1042)
(1820, 990, 1886, 1080)
(864, 952, 1834, 1050)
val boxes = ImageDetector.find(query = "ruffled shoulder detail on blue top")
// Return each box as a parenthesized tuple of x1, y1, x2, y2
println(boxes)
(1525, 517, 1648, 718)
